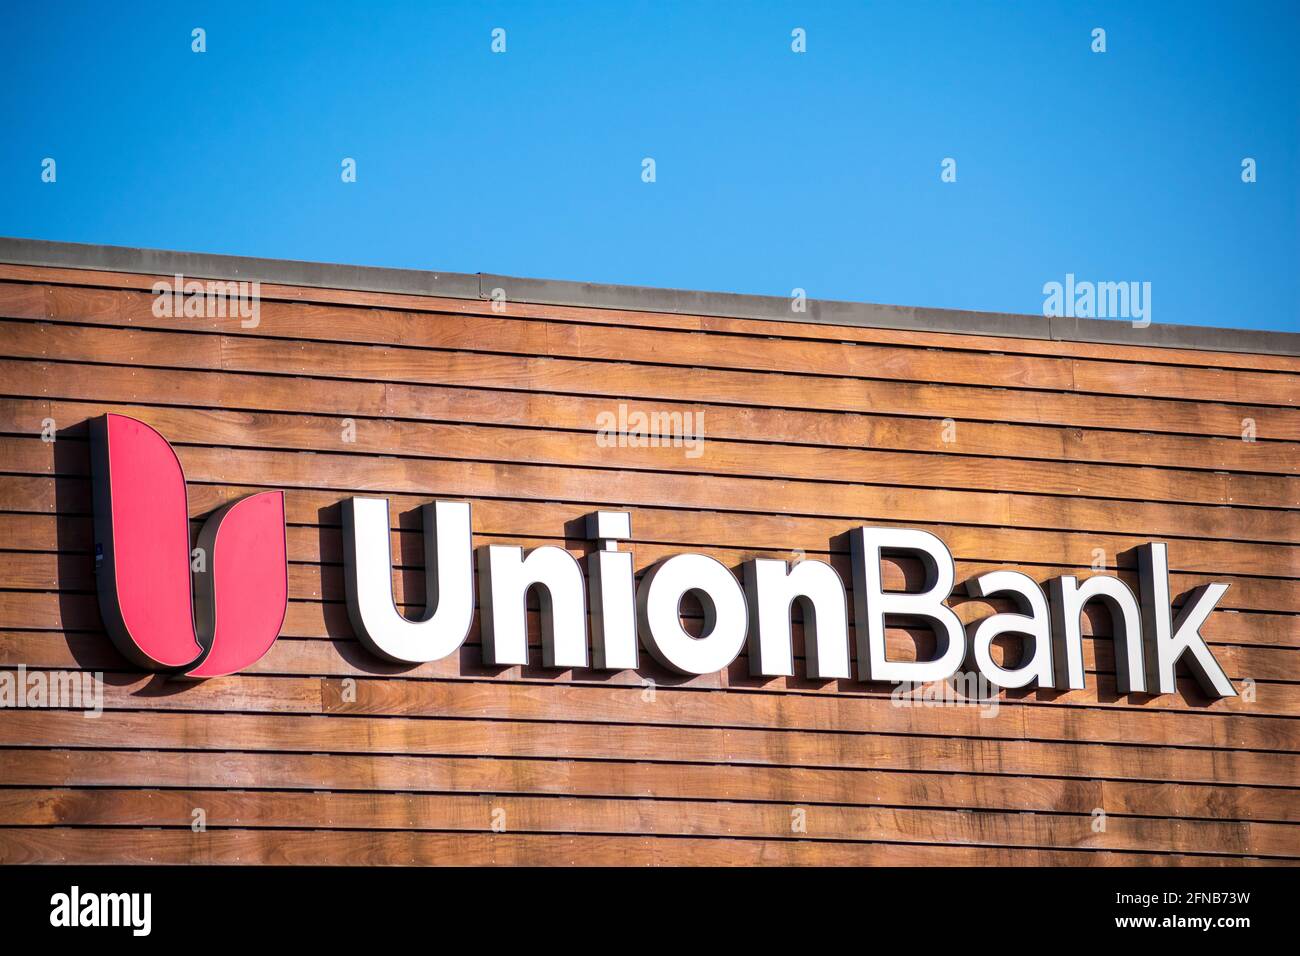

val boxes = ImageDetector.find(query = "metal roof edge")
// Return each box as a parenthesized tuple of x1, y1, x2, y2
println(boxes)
(2, 236, 1297, 356)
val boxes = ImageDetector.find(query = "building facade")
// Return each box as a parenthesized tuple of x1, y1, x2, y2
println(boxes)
(0, 238, 1296, 865)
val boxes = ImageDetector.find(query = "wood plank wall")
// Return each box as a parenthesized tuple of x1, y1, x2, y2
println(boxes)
(0, 262, 1296, 865)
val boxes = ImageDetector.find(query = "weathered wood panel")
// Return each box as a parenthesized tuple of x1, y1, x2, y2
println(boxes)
(0, 264, 1296, 865)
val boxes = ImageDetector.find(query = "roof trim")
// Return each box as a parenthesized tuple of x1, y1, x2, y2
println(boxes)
(2, 236, 1297, 356)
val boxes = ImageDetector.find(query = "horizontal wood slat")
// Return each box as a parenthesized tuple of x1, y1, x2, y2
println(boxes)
(0, 658, 1294, 754)
(4, 627, 1298, 750)
(5, 318, 1299, 442)
(6, 616, 1295, 688)
(2, 486, 1295, 581)
(3, 435, 1295, 544)
(3, 743, 1295, 822)
(3, 828, 1287, 866)
(5, 397, 1298, 508)
(1, 573, 1295, 689)
(4, 358, 1295, 475)
(5, 280, 1296, 408)
(1, 788, 1294, 857)
(5, 262, 1299, 373)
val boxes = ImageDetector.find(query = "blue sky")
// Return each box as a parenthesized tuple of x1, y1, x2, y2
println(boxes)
(2, 1, 1296, 331)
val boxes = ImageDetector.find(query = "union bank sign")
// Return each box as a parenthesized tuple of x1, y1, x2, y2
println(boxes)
(91, 413, 1237, 699)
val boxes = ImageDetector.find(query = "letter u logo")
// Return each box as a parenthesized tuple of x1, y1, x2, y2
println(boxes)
(90, 414, 287, 678)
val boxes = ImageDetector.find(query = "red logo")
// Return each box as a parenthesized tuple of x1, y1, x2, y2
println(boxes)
(90, 414, 287, 678)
